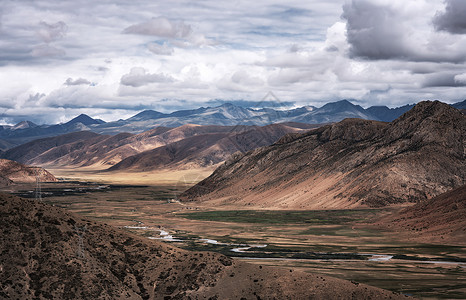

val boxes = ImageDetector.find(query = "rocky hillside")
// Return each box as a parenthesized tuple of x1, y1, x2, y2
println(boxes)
(381, 184, 466, 243)
(0, 159, 57, 186)
(0, 193, 406, 299)
(1, 131, 101, 164)
(181, 101, 465, 209)
(108, 123, 313, 171)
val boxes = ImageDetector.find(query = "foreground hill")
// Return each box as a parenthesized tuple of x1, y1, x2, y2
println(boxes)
(181, 101, 465, 209)
(0, 193, 406, 299)
(0, 159, 57, 187)
(2, 123, 313, 171)
(380, 185, 466, 244)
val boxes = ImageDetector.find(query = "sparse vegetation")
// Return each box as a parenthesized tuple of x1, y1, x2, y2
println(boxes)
(178, 209, 380, 225)
(1, 167, 465, 298)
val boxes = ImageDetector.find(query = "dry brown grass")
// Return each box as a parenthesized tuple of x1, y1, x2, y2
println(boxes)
(47, 166, 215, 185)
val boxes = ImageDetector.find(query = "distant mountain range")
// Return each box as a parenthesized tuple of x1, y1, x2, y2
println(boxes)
(180, 101, 466, 208)
(0, 114, 106, 150)
(0, 99, 464, 150)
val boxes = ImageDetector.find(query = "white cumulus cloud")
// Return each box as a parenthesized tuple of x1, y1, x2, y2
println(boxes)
(454, 73, 466, 84)
(64, 78, 91, 86)
(120, 67, 174, 87)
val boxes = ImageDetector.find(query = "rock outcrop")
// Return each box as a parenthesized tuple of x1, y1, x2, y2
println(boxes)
(0, 159, 57, 186)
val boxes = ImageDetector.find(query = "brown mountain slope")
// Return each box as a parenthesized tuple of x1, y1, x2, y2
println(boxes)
(3, 124, 288, 170)
(0, 193, 406, 299)
(30, 132, 134, 167)
(115, 124, 245, 153)
(108, 123, 310, 171)
(0, 159, 57, 186)
(33, 126, 179, 168)
(93, 125, 262, 168)
(380, 184, 466, 243)
(181, 101, 466, 209)
(1, 131, 101, 164)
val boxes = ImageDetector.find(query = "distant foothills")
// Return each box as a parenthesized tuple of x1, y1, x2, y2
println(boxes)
(1, 99, 465, 148)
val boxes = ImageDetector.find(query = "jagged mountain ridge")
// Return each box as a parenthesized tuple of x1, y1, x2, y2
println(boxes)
(2, 99, 463, 148)
(452, 99, 466, 110)
(366, 104, 415, 122)
(0, 193, 405, 299)
(65, 114, 105, 126)
(93, 100, 381, 134)
(11, 121, 38, 130)
(180, 101, 466, 208)
(0, 115, 105, 147)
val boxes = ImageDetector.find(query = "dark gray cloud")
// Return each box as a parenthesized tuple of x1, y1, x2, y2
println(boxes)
(0, 46, 35, 66)
(0, 20, 67, 64)
(31, 44, 65, 57)
(64, 78, 91, 86)
(433, 0, 466, 34)
(342, 0, 466, 63)
(27, 92, 46, 103)
(0, 9, 3, 33)
(325, 45, 339, 52)
(288, 44, 300, 53)
(341, 0, 410, 60)
(120, 67, 174, 87)
(422, 72, 466, 88)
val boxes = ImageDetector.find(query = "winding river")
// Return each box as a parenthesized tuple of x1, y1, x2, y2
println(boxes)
(123, 225, 466, 267)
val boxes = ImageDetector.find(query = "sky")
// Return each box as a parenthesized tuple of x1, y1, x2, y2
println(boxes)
(1, 0, 466, 124)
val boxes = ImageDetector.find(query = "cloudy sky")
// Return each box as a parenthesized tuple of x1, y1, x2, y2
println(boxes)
(1, 0, 466, 124)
